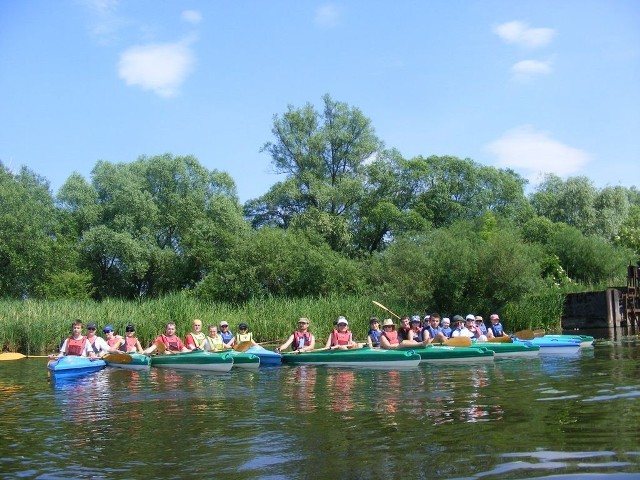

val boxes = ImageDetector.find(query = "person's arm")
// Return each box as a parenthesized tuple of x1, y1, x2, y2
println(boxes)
(325, 334, 333, 349)
(134, 339, 144, 353)
(276, 334, 294, 353)
(367, 334, 373, 348)
(177, 338, 189, 353)
(306, 334, 316, 352)
(185, 334, 197, 350)
(380, 334, 397, 350)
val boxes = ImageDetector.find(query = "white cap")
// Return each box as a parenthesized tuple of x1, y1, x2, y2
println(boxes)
(220, 321, 229, 326)
(336, 316, 348, 325)
(465, 314, 475, 321)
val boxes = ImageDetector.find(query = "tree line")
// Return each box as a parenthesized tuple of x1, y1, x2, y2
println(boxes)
(1, 94, 638, 318)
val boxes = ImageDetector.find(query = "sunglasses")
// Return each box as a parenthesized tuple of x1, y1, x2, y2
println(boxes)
(87, 327, 96, 331)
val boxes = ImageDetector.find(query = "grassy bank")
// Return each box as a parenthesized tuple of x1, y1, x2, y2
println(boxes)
(0, 292, 564, 354)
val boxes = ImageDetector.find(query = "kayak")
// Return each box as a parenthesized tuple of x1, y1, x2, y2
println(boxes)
(150, 351, 234, 372)
(228, 351, 260, 369)
(515, 337, 581, 355)
(244, 345, 282, 366)
(104, 353, 151, 371)
(47, 356, 106, 377)
(281, 347, 421, 368)
(473, 341, 540, 358)
(542, 334, 594, 347)
(404, 345, 495, 363)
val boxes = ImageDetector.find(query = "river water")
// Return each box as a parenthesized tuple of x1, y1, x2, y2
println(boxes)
(1, 335, 639, 480)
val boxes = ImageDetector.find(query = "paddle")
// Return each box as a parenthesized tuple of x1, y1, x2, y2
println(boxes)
(442, 337, 472, 347)
(154, 340, 166, 354)
(0, 352, 50, 361)
(513, 329, 535, 340)
(233, 341, 254, 353)
(487, 336, 513, 343)
(103, 353, 132, 364)
(372, 301, 401, 320)
(533, 329, 545, 337)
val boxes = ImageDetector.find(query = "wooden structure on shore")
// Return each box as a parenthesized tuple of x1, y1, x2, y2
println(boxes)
(562, 265, 639, 333)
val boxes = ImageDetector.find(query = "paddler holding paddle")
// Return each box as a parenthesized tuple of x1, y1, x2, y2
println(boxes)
(276, 317, 316, 353)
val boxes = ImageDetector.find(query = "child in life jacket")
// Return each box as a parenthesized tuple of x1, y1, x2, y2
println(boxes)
(324, 316, 359, 350)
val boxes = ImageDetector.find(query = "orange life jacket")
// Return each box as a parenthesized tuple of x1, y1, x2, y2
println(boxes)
(382, 330, 399, 345)
(331, 329, 352, 346)
(293, 331, 312, 350)
(162, 334, 182, 352)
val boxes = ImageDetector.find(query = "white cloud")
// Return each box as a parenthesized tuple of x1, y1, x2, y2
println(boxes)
(118, 38, 195, 97)
(80, 0, 123, 45)
(494, 21, 555, 49)
(486, 126, 590, 184)
(315, 4, 342, 28)
(181, 10, 202, 25)
(511, 59, 552, 80)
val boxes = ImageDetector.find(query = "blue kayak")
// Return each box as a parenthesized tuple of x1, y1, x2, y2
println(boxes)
(244, 345, 282, 365)
(515, 337, 581, 355)
(47, 356, 107, 377)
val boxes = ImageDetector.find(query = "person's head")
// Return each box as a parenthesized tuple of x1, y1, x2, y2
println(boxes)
(125, 324, 136, 335)
(465, 316, 475, 327)
(220, 321, 229, 331)
(429, 313, 441, 325)
(382, 318, 395, 331)
(192, 319, 203, 331)
(86, 322, 97, 335)
(336, 316, 348, 329)
(401, 316, 410, 327)
(452, 315, 464, 327)
(490, 314, 500, 323)
(475, 315, 484, 326)
(238, 323, 248, 332)
(442, 317, 451, 328)
(103, 325, 115, 337)
(298, 318, 310, 330)
(165, 322, 177, 335)
(410, 316, 421, 330)
(71, 320, 83, 335)
(208, 325, 218, 336)
(369, 317, 380, 329)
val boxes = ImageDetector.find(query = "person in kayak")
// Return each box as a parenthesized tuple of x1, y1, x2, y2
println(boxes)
(423, 313, 449, 344)
(325, 316, 359, 350)
(379, 318, 400, 349)
(202, 325, 226, 351)
(465, 315, 487, 341)
(451, 315, 472, 337)
(235, 323, 257, 346)
(103, 325, 124, 350)
(397, 316, 412, 341)
(475, 316, 488, 338)
(120, 324, 144, 353)
(276, 317, 316, 353)
(185, 319, 206, 350)
(49, 319, 87, 359)
(440, 318, 453, 338)
(219, 321, 235, 348)
(366, 317, 382, 348)
(144, 322, 189, 354)
(486, 314, 509, 339)
(400, 316, 430, 347)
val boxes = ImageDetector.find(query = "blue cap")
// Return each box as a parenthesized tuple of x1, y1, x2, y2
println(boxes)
(103, 325, 114, 333)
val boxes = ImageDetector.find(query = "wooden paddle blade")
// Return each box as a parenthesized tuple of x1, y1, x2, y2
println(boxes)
(533, 329, 545, 337)
(154, 340, 166, 353)
(233, 341, 253, 352)
(487, 336, 513, 343)
(443, 337, 472, 347)
(0, 352, 27, 361)
(372, 301, 401, 320)
(104, 353, 132, 364)
(514, 329, 535, 340)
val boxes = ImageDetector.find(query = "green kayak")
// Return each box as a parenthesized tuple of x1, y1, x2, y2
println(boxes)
(281, 347, 421, 368)
(228, 351, 260, 369)
(402, 345, 495, 363)
(473, 341, 540, 357)
(150, 351, 234, 372)
(104, 352, 151, 370)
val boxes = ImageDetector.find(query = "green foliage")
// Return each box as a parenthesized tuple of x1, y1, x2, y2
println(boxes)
(502, 289, 566, 332)
(35, 271, 95, 300)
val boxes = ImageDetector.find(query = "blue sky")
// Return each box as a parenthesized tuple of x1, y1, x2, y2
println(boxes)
(1, 1, 638, 202)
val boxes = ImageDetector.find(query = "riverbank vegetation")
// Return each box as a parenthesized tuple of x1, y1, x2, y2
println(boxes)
(1, 95, 638, 353)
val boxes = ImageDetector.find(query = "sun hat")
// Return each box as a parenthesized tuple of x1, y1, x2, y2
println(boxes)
(382, 318, 395, 328)
(369, 317, 379, 324)
(102, 325, 114, 333)
(410, 316, 421, 324)
(220, 321, 229, 326)
(475, 315, 484, 322)
(466, 314, 475, 321)
(87, 322, 97, 330)
(452, 315, 464, 322)
(298, 317, 310, 324)
(336, 316, 348, 325)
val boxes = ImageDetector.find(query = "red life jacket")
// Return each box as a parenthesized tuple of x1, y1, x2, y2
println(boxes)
(65, 336, 86, 356)
(293, 331, 312, 350)
(162, 335, 182, 352)
(331, 329, 352, 346)
(107, 335, 123, 348)
(122, 336, 138, 352)
(382, 330, 399, 345)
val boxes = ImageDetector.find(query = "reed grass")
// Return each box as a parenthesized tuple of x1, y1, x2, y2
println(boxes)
(0, 292, 563, 354)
